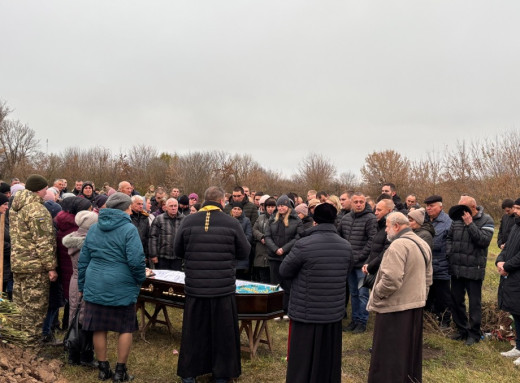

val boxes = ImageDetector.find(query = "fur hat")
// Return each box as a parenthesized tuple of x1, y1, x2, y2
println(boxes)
(26, 174, 48, 192)
(106, 192, 132, 211)
(294, 204, 308, 217)
(313, 203, 337, 224)
(448, 204, 472, 221)
(307, 198, 320, 208)
(408, 208, 426, 225)
(75, 211, 98, 230)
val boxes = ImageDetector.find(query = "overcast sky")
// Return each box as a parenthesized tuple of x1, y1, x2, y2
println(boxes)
(1, 1, 519, 179)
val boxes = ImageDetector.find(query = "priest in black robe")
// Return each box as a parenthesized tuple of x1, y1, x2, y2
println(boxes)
(174, 186, 251, 383)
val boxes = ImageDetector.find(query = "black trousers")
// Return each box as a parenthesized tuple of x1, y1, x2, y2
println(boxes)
(425, 279, 452, 325)
(269, 260, 291, 313)
(450, 276, 482, 340)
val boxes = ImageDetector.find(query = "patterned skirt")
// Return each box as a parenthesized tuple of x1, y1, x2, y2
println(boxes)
(82, 301, 138, 333)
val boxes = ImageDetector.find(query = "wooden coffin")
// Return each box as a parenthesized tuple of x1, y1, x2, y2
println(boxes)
(139, 270, 284, 318)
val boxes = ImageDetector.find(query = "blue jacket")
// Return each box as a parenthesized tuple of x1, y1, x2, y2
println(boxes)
(78, 208, 146, 306)
(428, 210, 452, 280)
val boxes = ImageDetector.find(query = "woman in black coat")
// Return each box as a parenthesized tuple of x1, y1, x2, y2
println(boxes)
(265, 195, 304, 314)
(496, 202, 520, 364)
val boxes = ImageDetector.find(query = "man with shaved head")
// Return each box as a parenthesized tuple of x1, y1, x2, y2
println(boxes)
(447, 195, 494, 346)
(118, 181, 133, 196)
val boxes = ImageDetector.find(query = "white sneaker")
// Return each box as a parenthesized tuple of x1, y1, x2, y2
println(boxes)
(513, 357, 520, 366)
(501, 347, 520, 358)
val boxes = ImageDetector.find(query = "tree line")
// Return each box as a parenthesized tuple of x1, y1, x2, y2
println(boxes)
(1, 100, 517, 220)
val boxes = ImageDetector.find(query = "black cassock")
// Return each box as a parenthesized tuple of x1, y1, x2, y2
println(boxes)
(177, 294, 241, 379)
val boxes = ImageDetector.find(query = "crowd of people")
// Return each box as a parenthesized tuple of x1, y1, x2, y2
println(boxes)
(1, 176, 519, 383)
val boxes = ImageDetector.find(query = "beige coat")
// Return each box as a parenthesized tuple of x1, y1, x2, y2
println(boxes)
(367, 228, 433, 314)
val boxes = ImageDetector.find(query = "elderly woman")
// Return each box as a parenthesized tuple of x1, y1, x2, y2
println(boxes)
(62, 211, 99, 367)
(78, 192, 147, 381)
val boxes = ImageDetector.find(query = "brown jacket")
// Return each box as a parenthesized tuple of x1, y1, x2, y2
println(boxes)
(367, 228, 433, 314)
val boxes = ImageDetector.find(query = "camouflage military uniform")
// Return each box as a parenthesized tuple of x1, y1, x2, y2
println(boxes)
(10, 189, 57, 347)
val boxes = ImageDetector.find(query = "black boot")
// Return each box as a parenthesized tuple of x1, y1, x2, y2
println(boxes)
(113, 363, 134, 382)
(98, 361, 113, 381)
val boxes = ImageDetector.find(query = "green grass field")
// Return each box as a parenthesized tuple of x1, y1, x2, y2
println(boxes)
(49, 231, 519, 382)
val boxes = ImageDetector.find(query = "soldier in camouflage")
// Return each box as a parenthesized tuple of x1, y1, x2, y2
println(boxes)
(10, 174, 58, 349)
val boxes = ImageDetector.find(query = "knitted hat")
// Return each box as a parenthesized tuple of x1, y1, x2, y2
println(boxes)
(294, 204, 308, 217)
(0, 182, 10, 194)
(231, 201, 243, 209)
(313, 203, 337, 224)
(75, 210, 98, 230)
(179, 195, 189, 205)
(43, 189, 56, 201)
(424, 195, 442, 204)
(94, 194, 109, 209)
(276, 194, 293, 208)
(408, 208, 426, 225)
(0, 192, 9, 205)
(106, 192, 132, 211)
(44, 200, 62, 218)
(10, 184, 25, 196)
(188, 193, 199, 201)
(258, 194, 271, 205)
(62, 192, 76, 200)
(25, 174, 48, 192)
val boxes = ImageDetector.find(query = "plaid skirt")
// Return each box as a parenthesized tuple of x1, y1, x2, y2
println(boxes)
(82, 301, 138, 333)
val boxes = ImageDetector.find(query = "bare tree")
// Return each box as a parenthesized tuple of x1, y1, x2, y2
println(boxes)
(295, 153, 337, 191)
(360, 150, 410, 197)
(0, 119, 40, 178)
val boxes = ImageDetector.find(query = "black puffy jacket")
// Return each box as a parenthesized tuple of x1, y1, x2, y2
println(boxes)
(279, 224, 352, 323)
(148, 212, 184, 260)
(265, 211, 304, 262)
(498, 213, 516, 248)
(337, 204, 377, 268)
(365, 217, 390, 275)
(131, 211, 151, 257)
(174, 204, 250, 297)
(446, 206, 494, 280)
(497, 221, 520, 315)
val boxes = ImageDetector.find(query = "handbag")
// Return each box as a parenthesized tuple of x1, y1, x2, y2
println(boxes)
(64, 302, 82, 353)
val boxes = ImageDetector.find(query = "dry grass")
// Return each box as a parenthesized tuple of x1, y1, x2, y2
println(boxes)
(46, 230, 520, 382)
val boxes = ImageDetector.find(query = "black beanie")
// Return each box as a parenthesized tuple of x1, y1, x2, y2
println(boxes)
(25, 174, 49, 192)
(313, 203, 337, 224)
(0, 192, 8, 205)
(179, 195, 189, 205)
(0, 182, 10, 194)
